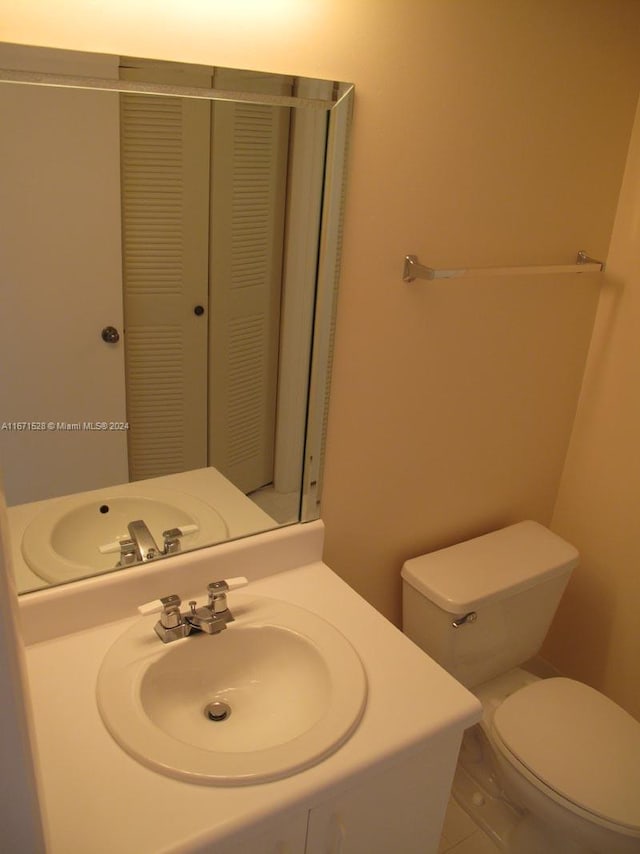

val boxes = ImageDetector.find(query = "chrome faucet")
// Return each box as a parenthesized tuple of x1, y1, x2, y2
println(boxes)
(138, 577, 249, 643)
(127, 519, 161, 562)
(116, 520, 192, 567)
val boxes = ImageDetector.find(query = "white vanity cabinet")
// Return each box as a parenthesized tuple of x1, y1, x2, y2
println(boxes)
(19, 526, 480, 854)
(209, 812, 309, 854)
(211, 744, 451, 854)
(304, 746, 447, 854)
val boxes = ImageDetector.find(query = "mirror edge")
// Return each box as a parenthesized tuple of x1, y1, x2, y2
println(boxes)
(302, 84, 354, 521)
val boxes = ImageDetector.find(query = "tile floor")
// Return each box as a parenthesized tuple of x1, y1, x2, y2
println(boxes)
(438, 797, 501, 853)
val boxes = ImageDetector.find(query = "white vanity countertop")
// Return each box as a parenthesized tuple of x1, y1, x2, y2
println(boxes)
(23, 527, 481, 853)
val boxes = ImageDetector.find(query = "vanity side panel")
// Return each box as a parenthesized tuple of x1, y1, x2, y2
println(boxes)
(0, 488, 48, 851)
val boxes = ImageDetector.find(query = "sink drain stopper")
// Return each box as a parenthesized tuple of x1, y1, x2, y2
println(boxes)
(204, 701, 231, 722)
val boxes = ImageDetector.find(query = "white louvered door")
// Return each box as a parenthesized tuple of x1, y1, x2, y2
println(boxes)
(120, 86, 211, 481)
(208, 87, 291, 494)
(121, 65, 291, 493)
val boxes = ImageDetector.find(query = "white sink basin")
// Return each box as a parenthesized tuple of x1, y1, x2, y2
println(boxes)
(21, 485, 229, 584)
(97, 595, 367, 785)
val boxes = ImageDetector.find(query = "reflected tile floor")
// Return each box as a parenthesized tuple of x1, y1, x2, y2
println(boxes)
(248, 485, 299, 524)
(439, 797, 501, 853)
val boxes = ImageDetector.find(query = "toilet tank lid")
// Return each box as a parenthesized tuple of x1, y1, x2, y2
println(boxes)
(401, 521, 578, 613)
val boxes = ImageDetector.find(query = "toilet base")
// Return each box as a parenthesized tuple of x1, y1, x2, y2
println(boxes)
(453, 727, 596, 853)
(452, 758, 519, 850)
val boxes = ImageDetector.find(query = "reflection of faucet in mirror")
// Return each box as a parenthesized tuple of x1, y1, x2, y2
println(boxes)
(119, 518, 186, 565)
(125, 519, 161, 563)
(0, 42, 353, 594)
(117, 520, 196, 566)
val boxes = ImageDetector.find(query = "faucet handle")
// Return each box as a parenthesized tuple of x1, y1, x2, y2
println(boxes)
(138, 594, 183, 628)
(207, 577, 248, 613)
(138, 597, 171, 616)
(207, 577, 248, 594)
(224, 576, 249, 590)
(162, 524, 200, 554)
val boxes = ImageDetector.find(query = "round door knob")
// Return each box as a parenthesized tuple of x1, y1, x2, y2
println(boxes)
(101, 326, 120, 343)
(194, 305, 205, 316)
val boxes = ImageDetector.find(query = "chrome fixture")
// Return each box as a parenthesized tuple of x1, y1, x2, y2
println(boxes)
(138, 577, 249, 643)
(116, 520, 194, 566)
(402, 250, 605, 282)
(452, 611, 477, 628)
(127, 519, 161, 562)
(161, 528, 185, 555)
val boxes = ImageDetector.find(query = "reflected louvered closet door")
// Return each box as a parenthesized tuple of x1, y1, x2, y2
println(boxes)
(120, 90, 210, 480)
(208, 98, 290, 494)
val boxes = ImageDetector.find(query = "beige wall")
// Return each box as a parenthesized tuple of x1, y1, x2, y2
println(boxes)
(544, 94, 640, 720)
(320, 1, 640, 625)
(2, 1, 640, 708)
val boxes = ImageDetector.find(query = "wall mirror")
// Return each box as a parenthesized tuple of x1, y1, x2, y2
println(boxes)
(0, 42, 353, 594)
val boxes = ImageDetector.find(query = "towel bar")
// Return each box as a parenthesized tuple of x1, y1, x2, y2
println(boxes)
(402, 251, 605, 283)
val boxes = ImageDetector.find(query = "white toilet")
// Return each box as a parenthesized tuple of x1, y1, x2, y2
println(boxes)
(401, 520, 640, 854)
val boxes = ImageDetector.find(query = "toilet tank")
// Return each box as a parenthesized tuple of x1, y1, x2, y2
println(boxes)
(401, 521, 578, 688)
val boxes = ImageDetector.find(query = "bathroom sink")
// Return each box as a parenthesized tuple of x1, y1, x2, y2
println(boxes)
(21, 485, 229, 584)
(97, 595, 367, 785)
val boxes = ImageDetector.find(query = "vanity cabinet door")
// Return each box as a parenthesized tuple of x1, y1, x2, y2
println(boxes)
(305, 748, 449, 854)
(208, 811, 308, 854)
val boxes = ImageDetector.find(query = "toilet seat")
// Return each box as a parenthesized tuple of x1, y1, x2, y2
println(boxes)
(491, 678, 640, 834)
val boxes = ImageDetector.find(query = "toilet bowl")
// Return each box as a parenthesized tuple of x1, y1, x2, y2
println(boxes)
(401, 521, 640, 854)
(481, 671, 640, 853)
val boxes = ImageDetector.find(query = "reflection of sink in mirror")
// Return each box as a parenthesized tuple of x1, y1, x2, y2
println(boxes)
(21, 486, 229, 585)
(97, 594, 367, 785)
(9, 468, 279, 593)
